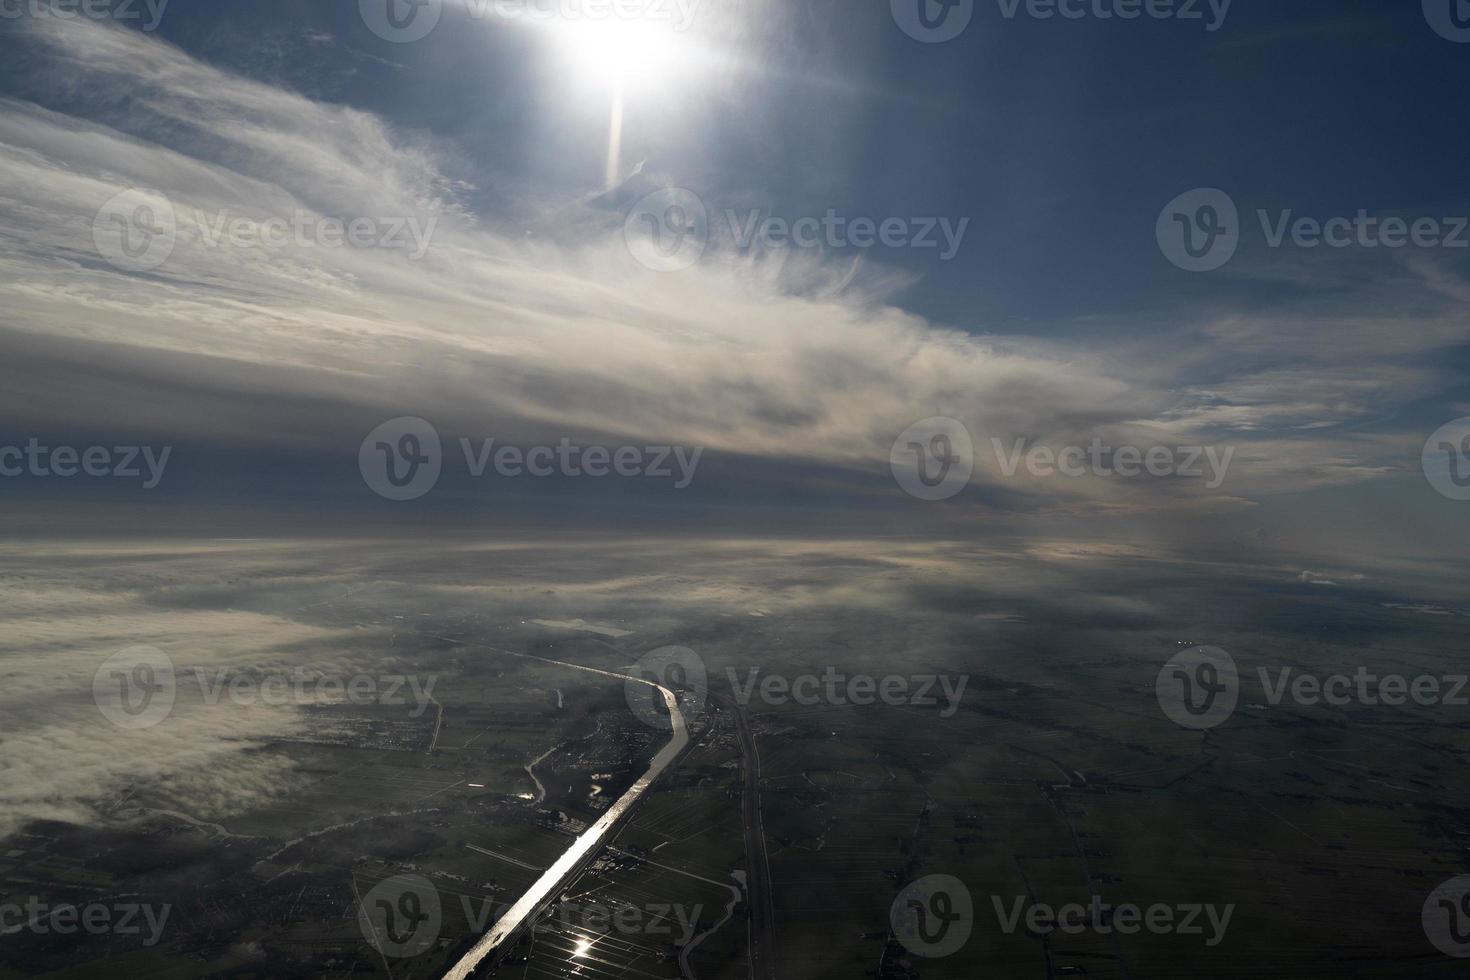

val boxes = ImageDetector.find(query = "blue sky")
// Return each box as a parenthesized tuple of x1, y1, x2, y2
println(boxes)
(105, 0, 1470, 325)
(0, 0, 1466, 570)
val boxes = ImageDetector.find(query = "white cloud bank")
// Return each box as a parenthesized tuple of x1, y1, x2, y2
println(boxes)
(0, 15, 1464, 517)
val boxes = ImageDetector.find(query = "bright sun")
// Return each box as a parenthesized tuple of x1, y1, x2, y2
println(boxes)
(557, 17, 688, 91)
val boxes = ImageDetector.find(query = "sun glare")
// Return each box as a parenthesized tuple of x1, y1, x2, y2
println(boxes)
(534, 13, 700, 186)
(557, 16, 689, 90)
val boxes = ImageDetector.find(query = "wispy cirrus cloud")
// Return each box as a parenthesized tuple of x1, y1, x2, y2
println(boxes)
(0, 16, 1464, 518)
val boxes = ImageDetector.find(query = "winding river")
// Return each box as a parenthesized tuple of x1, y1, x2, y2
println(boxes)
(441, 650, 687, 980)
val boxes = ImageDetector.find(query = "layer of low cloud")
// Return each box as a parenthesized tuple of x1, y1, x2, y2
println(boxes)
(2, 530, 1457, 838)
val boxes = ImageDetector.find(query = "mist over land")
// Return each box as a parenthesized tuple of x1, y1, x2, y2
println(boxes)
(1, 2, 1468, 978)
